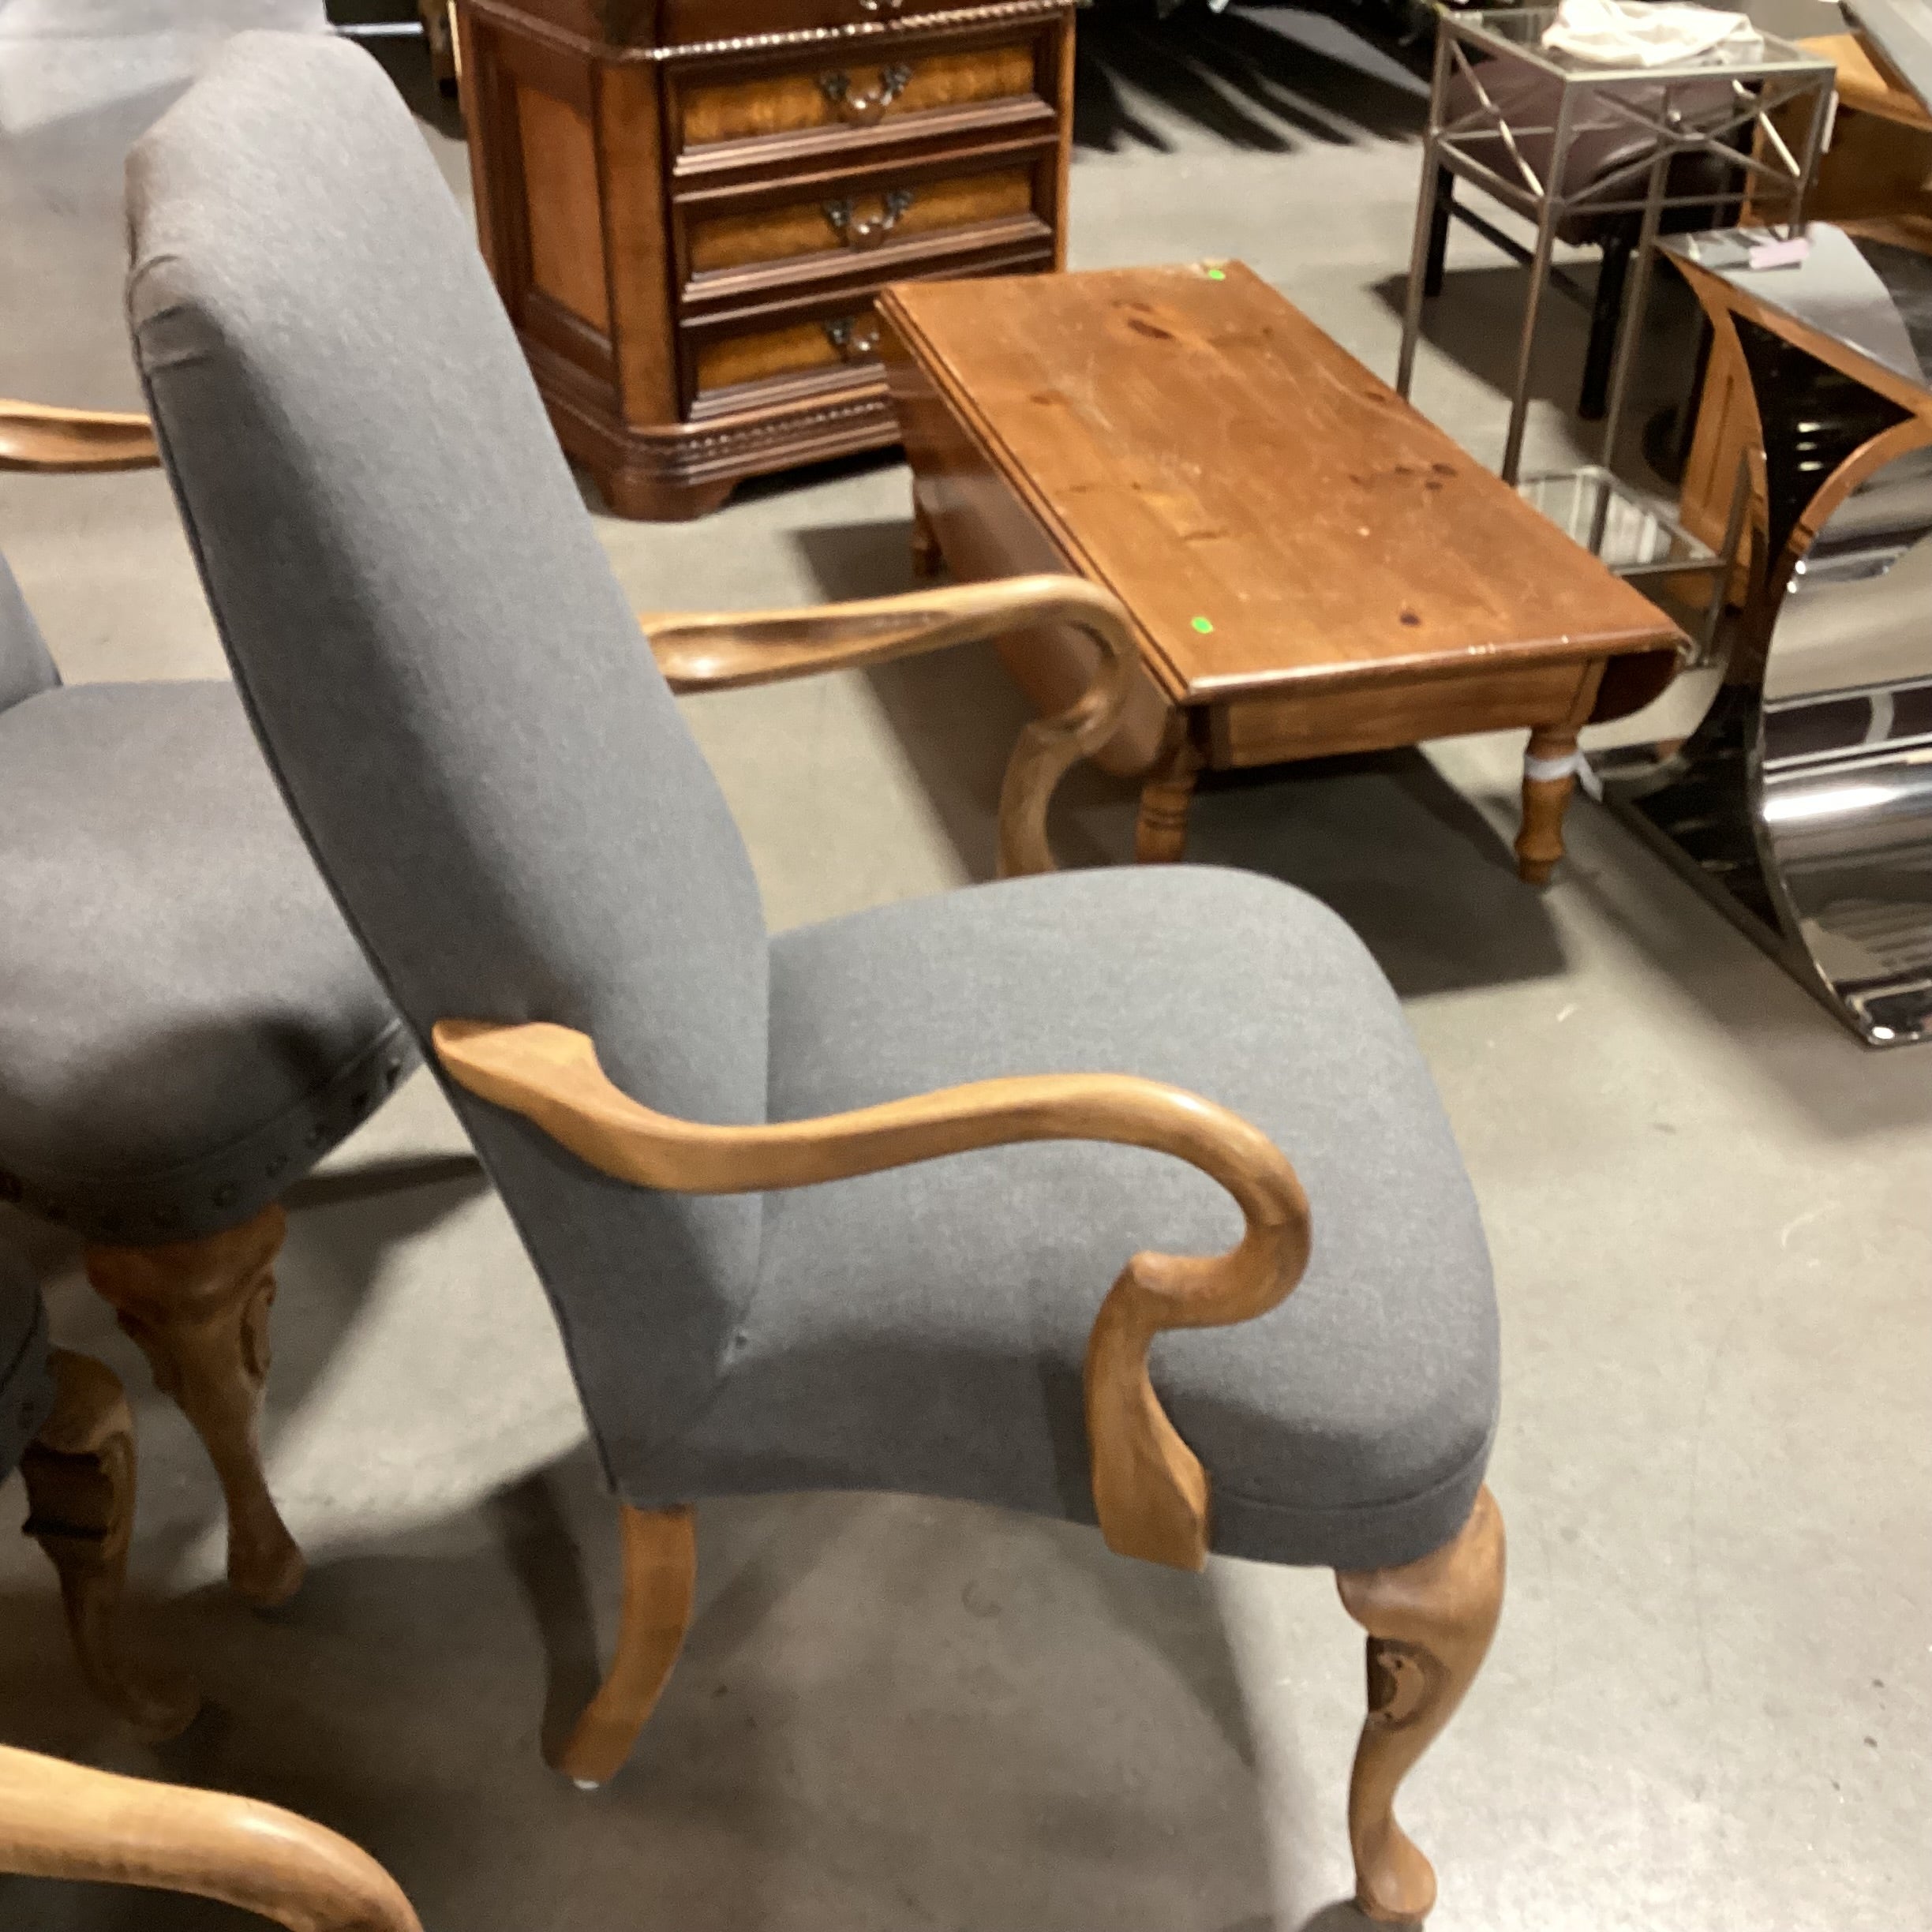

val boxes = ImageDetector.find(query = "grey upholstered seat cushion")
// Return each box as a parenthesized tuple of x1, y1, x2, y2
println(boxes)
(645, 867, 1498, 1573)
(0, 682, 414, 1243)
(0, 1244, 54, 1479)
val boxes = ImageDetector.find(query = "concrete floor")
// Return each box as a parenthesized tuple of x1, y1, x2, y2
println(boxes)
(2, 2, 1928, 1928)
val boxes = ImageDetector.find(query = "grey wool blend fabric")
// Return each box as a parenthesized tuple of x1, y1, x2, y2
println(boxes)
(125, 32, 1500, 1569)
(0, 553, 414, 1245)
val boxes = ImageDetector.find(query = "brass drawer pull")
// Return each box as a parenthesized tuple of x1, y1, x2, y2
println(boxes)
(818, 62, 914, 125)
(823, 316, 883, 361)
(822, 188, 915, 250)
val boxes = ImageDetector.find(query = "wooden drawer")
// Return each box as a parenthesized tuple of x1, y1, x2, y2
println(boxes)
(682, 162, 1039, 283)
(1208, 661, 1597, 768)
(693, 299, 889, 400)
(674, 39, 1041, 152)
(686, 245, 1052, 414)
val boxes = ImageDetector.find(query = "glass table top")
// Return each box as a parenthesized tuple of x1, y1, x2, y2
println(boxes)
(1443, 6, 1832, 82)
(1664, 223, 1932, 392)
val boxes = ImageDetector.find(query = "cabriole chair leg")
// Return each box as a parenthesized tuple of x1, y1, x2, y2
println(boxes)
(1335, 1486, 1505, 1926)
(21, 1350, 200, 1739)
(554, 1503, 696, 1789)
(83, 1203, 304, 1608)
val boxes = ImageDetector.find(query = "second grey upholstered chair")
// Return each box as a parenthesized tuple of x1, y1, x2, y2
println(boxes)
(127, 34, 1504, 1925)
(2, 1237, 198, 1737)
(0, 524, 414, 1608)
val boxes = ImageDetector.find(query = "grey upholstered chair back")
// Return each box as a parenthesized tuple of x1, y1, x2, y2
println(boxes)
(0, 553, 60, 713)
(125, 34, 772, 1456)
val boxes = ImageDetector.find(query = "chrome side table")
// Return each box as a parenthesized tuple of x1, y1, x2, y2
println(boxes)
(1597, 223, 1932, 1047)
(1396, 7, 1836, 483)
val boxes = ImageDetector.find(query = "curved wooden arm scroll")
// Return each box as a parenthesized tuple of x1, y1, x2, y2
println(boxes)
(434, 1018, 1311, 1571)
(642, 572, 1139, 878)
(0, 401, 159, 472)
(0, 1746, 421, 1932)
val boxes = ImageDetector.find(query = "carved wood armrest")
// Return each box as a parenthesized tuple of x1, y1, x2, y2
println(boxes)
(0, 1746, 421, 1932)
(642, 573, 1138, 877)
(0, 401, 159, 472)
(435, 1018, 1310, 1571)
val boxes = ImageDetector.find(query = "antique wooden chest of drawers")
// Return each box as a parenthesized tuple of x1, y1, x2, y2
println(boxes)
(451, 0, 1078, 518)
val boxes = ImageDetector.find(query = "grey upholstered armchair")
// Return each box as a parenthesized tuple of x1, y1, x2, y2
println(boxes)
(126, 35, 1504, 1924)
(0, 452, 414, 1608)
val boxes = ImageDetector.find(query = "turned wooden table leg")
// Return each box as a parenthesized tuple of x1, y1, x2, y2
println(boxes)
(1515, 726, 1582, 886)
(21, 1350, 200, 1739)
(1136, 726, 1203, 864)
(83, 1203, 304, 1608)
(910, 497, 944, 579)
(1335, 1487, 1505, 1926)
(555, 1503, 697, 1789)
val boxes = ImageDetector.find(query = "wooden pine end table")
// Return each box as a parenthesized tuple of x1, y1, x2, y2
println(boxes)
(877, 261, 1685, 881)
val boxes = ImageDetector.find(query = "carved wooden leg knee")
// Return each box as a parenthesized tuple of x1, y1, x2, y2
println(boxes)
(21, 1350, 200, 1739)
(1515, 726, 1580, 886)
(555, 1503, 696, 1789)
(1335, 1487, 1505, 1926)
(83, 1203, 303, 1608)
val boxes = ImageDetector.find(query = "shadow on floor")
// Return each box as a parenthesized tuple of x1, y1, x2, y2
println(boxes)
(794, 517, 1570, 998)
(357, 29, 465, 145)
(1076, 0, 1429, 156)
(1558, 818, 1932, 1140)
(0, 1459, 1312, 1932)
(1367, 256, 1706, 481)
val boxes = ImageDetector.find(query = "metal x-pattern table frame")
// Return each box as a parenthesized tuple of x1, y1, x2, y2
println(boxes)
(1396, 10, 1837, 483)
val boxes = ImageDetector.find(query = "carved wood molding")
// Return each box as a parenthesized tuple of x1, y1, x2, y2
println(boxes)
(433, 1018, 1312, 1570)
(0, 1746, 422, 1932)
(0, 401, 159, 472)
(466, 0, 1075, 65)
(642, 571, 1136, 874)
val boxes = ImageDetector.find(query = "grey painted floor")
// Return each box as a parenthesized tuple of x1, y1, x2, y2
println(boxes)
(2, 3, 1927, 1930)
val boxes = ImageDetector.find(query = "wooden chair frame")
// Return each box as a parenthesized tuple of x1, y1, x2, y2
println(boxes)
(0, 1745, 420, 1932)
(19, 1349, 200, 1739)
(441, 575, 1506, 1923)
(9, 402, 1503, 1921)
(0, 399, 158, 471)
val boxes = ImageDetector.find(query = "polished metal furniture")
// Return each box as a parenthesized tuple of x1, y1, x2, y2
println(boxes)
(128, 36, 1506, 1923)
(1398, 6, 1835, 482)
(1597, 222, 1932, 1046)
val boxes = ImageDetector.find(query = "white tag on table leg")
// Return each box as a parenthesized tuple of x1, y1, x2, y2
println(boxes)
(1524, 747, 1603, 800)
